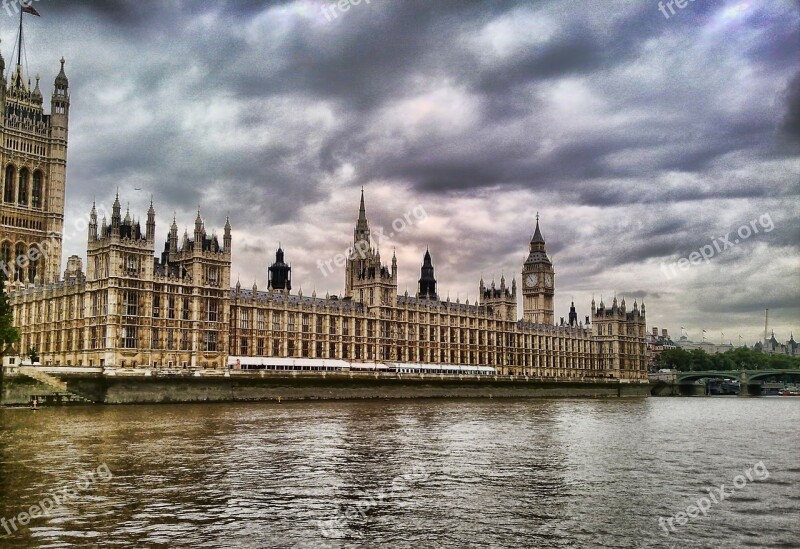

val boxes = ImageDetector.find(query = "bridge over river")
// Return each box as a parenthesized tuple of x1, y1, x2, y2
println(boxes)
(649, 369, 800, 396)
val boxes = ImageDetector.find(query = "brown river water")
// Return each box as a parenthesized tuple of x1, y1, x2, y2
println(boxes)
(0, 397, 798, 548)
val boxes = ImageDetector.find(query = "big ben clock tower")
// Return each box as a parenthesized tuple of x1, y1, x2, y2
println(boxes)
(522, 214, 555, 324)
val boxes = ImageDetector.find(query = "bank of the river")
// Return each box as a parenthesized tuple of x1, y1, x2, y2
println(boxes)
(0, 369, 651, 405)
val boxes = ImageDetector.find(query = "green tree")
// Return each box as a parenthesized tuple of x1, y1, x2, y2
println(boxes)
(657, 346, 800, 372)
(710, 353, 736, 371)
(0, 272, 20, 362)
(27, 346, 40, 365)
(656, 348, 691, 371)
(688, 349, 713, 371)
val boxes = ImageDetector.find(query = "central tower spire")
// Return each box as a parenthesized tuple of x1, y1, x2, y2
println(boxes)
(355, 187, 369, 239)
(344, 188, 395, 301)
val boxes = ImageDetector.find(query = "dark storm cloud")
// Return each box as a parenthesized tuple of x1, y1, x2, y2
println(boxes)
(475, 30, 601, 92)
(41, 0, 156, 25)
(740, 7, 800, 70)
(41, 0, 291, 28)
(40, 0, 800, 198)
(782, 71, 800, 141)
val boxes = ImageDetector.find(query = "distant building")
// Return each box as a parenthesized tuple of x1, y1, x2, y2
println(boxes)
(675, 334, 734, 355)
(757, 331, 798, 357)
(647, 327, 675, 370)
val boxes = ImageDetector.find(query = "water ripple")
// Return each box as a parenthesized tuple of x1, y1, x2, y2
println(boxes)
(0, 398, 798, 548)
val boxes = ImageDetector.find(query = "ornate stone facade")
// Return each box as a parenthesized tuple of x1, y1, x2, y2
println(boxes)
(10, 199, 231, 369)
(0, 53, 70, 288)
(9, 192, 648, 381)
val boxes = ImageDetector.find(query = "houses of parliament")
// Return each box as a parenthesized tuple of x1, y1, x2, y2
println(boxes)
(2, 48, 648, 382)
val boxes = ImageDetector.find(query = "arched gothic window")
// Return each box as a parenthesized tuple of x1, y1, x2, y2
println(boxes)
(3, 166, 16, 203)
(32, 171, 43, 208)
(1, 242, 11, 267)
(18, 168, 30, 206)
(14, 243, 25, 282)
(28, 245, 39, 284)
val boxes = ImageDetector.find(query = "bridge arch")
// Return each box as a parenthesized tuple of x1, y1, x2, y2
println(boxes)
(677, 371, 740, 383)
(747, 370, 800, 382)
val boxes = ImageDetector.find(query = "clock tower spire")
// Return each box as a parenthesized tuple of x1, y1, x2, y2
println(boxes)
(522, 214, 555, 324)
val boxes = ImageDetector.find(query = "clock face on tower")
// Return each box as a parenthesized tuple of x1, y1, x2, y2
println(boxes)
(525, 274, 537, 288)
(545, 274, 553, 288)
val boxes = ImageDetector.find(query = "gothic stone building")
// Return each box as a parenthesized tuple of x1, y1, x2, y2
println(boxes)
(0, 53, 70, 288)
(9, 191, 648, 381)
(10, 196, 232, 369)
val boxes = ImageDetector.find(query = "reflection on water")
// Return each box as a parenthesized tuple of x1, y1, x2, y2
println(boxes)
(0, 398, 798, 547)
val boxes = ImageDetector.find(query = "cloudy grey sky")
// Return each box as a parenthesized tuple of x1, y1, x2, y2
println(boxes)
(5, 0, 798, 344)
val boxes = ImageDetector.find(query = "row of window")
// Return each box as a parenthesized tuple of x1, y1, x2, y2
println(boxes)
(0, 241, 41, 283)
(16, 297, 596, 354)
(23, 327, 218, 353)
(15, 292, 225, 324)
(5, 138, 47, 156)
(231, 337, 601, 366)
(2, 165, 45, 208)
(0, 215, 45, 231)
(596, 323, 646, 336)
(233, 310, 516, 335)
(18, 326, 644, 369)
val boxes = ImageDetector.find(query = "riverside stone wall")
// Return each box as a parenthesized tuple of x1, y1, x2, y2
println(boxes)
(2, 370, 651, 405)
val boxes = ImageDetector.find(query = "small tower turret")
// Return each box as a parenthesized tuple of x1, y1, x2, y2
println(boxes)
(194, 209, 204, 252)
(268, 246, 292, 291)
(88, 202, 98, 242)
(224, 215, 232, 254)
(51, 57, 70, 129)
(111, 192, 121, 231)
(481, 275, 517, 321)
(31, 74, 42, 104)
(168, 214, 179, 257)
(418, 248, 437, 300)
(146, 199, 156, 242)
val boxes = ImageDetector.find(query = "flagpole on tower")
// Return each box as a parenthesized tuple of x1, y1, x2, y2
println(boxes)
(17, 3, 23, 69)
(14, 2, 41, 83)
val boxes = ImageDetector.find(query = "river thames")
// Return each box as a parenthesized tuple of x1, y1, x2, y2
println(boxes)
(0, 397, 797, 548)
